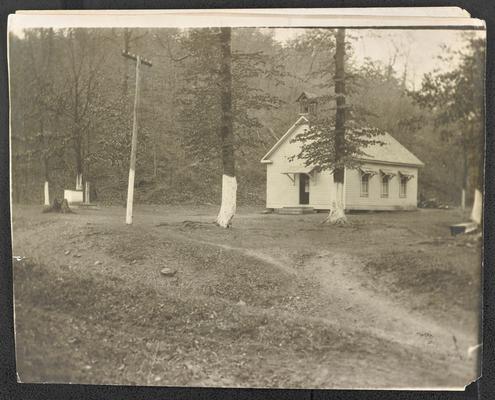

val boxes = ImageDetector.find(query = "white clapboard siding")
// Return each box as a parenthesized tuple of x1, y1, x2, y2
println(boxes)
(345, 163, 418, 210)
(306, 170, 333, 208)
(262, 112, 423, 211)
(266, 123, 305, 208)
(266, 123, 334, 209)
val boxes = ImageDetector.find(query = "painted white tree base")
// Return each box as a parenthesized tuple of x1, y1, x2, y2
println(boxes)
(323, 181, 347, 225)
(216, 175, 237, 228)
(44, 181, 50, 206)
(76, 173, 83, 191)
(471, 189, 482, 225)
(325, 204, 347, 225)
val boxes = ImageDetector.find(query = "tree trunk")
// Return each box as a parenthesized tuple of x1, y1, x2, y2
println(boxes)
(40, 119, 51, 206)
(44, 181, 50, 206)
(84, 181, 91, 204)
(153, 143, 157, 179)
(75, 135, 83, 191)
(326, 169, 346, 224)
(326, 28, 347, 225)
(461, 142, 468, 210)
(471, 188, 482, 225)
(216, 27, 237, 228)
(43, 156, 50, 205)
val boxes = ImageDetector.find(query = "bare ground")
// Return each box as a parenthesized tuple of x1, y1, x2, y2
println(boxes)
(12, 205, 482, 389)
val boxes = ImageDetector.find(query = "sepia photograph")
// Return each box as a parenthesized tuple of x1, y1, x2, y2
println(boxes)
(8, 10, 485, 390)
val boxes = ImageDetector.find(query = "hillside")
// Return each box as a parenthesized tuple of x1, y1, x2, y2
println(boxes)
(9, 28, 483, 207)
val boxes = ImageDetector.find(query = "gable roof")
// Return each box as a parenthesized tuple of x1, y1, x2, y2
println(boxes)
(261, 118, 424, 167)
(360, 132, 424, 167)
(261, 115, 309, 163)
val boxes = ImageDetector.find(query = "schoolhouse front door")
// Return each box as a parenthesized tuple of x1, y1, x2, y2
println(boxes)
(299, 174, 310, 205)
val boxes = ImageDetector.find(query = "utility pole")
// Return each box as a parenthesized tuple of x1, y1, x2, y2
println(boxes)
(122, 50, 152, 225)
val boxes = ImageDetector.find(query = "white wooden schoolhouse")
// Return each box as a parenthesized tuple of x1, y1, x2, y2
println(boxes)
(260, 92, 425, 212)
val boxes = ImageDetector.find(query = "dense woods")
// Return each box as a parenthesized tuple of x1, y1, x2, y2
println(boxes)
(9, 27, 485, 208)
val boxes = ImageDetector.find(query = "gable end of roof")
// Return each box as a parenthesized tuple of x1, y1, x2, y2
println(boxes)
(260, 116, 309, 163)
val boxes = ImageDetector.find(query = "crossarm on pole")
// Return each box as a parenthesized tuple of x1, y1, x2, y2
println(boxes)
(121, 50, 152, 67)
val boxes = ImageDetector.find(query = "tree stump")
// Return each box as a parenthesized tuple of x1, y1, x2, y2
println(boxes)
(60, 199, 73, 213)
(42, 198, 74, 214)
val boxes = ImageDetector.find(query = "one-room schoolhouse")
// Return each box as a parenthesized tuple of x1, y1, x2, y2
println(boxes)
(260, 92, 425, 212)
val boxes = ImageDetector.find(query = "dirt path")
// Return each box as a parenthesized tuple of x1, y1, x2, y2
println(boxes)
(159, 226, 479, 386)
(155, 227, 298, 276)
(302, 252, 478, 377)
(160, 225, 476, 351)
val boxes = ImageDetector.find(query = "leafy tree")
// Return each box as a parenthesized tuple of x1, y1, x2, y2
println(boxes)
(290, 28, 383, 224)
(411, 34, 485, 207)
(66, 29, 109, 192)
(174, 28, 284, 225)
(348, 57, 466, 205)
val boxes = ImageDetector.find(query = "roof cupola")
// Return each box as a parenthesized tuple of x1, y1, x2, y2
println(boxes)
(296, 91, 318, 117)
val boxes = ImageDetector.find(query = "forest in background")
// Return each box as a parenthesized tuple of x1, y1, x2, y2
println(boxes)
(8, 27, 485, 207)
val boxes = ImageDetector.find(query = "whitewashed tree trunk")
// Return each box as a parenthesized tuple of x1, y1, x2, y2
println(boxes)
(216, 28, 236, 229)
(216, 175, 237, 228)
(325, 29, 348, 226)
(461, 188, 466, 210)
(325, 176, 347, 224)
(76, 173, 83, 191)
(471, 189, 482, 225)
(44, 181, 50, 206)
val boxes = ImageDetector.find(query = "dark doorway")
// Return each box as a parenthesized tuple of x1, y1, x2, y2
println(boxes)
(299, 174, 310, 205)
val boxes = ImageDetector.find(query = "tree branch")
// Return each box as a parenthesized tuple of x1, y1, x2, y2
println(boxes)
(154, 34, 191, 62)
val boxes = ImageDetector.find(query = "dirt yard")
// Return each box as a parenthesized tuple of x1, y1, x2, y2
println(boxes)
(12, 205, 482, 389)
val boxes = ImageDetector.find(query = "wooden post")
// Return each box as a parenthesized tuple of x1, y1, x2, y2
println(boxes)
(84, 181, 90, 204)
(44, 181, 50, 206)
(122, 51, 152, 225)
(76, 173, 83, 191)
(126, 55, 141, 225)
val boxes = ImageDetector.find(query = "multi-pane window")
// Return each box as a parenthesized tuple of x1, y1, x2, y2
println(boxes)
(381, 175, 389, 198)
(360, 173, 369, 197)
(399, 176, 408, 198)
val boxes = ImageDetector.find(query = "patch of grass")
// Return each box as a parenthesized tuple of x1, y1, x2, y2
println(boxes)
(198, 250, 293, 306)
(14, 258, 410, 387)
(363, 250, 480, 312)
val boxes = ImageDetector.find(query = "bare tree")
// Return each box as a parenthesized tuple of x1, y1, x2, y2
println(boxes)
(61, 29, 107, 192)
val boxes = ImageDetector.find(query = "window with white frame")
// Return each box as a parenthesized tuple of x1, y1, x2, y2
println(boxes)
(399, 175, 407, 198)
(381, 175, 389, 198)
(360, 173, 369, 197)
